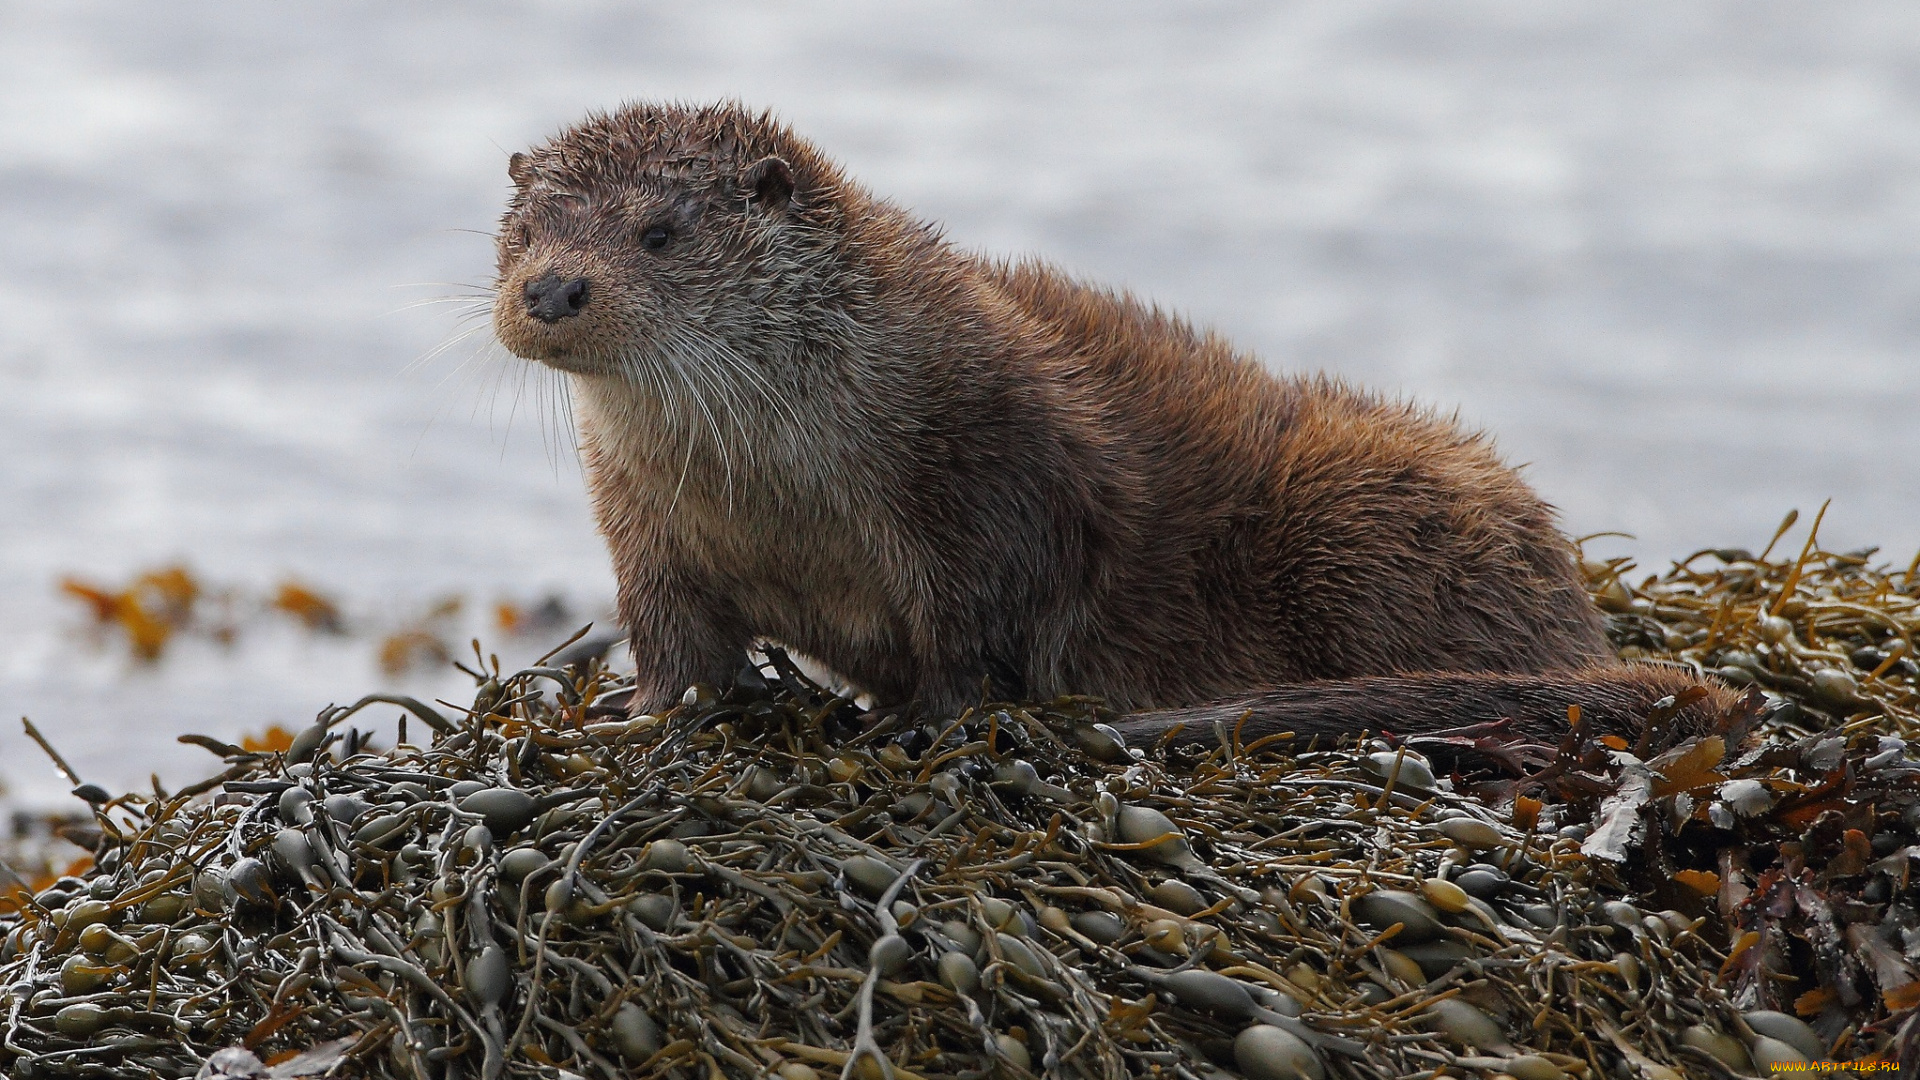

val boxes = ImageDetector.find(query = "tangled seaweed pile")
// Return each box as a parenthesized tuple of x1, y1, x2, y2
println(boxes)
(2, 517, 1920, 1079)
(1590, 509, 1920, 734)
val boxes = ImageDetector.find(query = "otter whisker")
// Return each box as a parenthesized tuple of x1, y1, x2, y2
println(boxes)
(556, 376, 580, 462)
(496, 355, 532, 455)
(533, 365, 575, 475)
(669, 318, 810, 481)
(665, 414, 699, 520)
(675, 321, 806, 455)
(393, 279, 498, 293)
(405, 333, 517, 464)
(676, 354, 737, 512)
(392, 295, 496, 312)
(674, 332, 755, 452)
(620, 354, 703, 521)
(409, 320, 498, 379)
(654, 324, 762, 513)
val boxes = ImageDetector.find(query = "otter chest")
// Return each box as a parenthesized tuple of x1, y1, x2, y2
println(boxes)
(678, 489, 912, 669)
(579, 388, 905, 651)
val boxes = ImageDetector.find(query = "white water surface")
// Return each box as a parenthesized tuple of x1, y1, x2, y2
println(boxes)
(3, 1, 1918, 807)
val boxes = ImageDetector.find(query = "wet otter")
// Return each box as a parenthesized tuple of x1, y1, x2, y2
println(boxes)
(491, 101, 1736, 744)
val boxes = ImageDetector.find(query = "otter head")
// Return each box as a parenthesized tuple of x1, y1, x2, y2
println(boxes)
(491, 103, 839, 381)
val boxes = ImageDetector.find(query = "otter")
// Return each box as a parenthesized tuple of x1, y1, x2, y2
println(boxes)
(491, 101, 1737, 746)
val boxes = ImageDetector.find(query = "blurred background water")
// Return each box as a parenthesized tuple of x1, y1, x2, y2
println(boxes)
(3, 0, 1918, 807)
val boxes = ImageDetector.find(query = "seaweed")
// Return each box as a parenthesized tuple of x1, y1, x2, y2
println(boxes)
(3, 513, 1918, 1077)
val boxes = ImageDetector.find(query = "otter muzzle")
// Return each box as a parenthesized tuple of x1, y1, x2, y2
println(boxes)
(523, 274, 590, 323)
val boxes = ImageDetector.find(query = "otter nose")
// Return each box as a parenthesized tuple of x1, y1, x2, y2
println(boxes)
(523, 274, 590, 323)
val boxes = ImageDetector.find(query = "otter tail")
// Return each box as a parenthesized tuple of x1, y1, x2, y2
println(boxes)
(1116, 664, 1751, 753)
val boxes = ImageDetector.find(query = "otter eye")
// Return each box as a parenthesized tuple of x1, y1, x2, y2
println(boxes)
(640, 225, 671, 251)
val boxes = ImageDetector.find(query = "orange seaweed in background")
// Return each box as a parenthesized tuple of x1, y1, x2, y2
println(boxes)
(59, 579, 118, 622)
(495, 601, 524, 634)
(58, 564, 201, 661)
(379, 629, 451, 677)
(137, 565, 198, 618)
(271, 580, 344, 633)
(242, 725, 296, 753)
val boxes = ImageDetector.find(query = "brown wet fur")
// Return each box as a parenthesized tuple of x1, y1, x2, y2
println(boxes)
(491, 101, 1741, 743)
(1119, 665, 1745, 751)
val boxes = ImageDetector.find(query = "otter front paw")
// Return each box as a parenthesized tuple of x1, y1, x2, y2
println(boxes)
(624, 675, 728, 717)
(622, 642, 751, 718)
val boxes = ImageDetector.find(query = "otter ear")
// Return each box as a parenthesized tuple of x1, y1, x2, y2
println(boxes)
(742, 156, 794, 212)
(508, 152, 535, 187)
